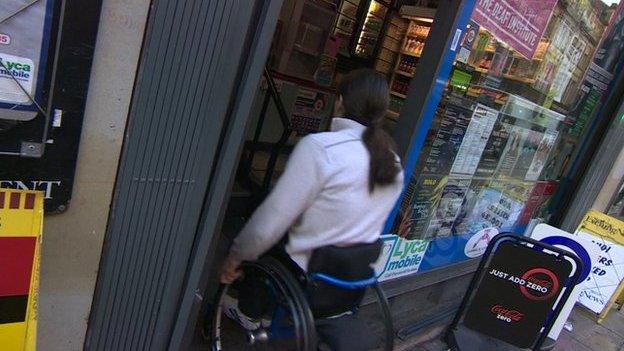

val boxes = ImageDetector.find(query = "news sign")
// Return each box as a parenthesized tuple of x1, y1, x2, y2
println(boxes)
(463, 241, 571, 348)
(574, 211, 624, 314)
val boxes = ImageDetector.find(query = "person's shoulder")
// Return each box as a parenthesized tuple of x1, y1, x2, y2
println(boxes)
(300, 130, 348, 149)
(293, 134, 328, 156)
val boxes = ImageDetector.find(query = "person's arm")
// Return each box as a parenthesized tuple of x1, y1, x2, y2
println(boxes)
(228, 136, 327, 263)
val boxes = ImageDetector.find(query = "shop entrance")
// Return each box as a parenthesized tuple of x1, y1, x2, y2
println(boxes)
(220, 0, 442, 277)
(185, 0, 451, 349)
(184, 0, 624, 348)
(88, 0, 624, 348)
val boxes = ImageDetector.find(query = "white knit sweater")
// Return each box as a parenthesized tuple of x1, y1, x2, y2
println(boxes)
(229, 118, 404, 270)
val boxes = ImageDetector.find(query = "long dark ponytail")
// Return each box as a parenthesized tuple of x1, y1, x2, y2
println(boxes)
(337, 69, 401, 192)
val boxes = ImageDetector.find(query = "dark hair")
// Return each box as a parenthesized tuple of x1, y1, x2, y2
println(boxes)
(338, 69, 401, 192)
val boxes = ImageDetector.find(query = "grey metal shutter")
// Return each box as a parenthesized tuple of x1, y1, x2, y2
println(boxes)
(85, 0, 272, 349)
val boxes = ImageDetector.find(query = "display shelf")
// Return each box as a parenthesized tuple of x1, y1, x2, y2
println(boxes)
(293, 44, 320, 57)
(401, 50, 421, 57)
(395, 69, 414, 78)
(390, 91, 407, 99)
(361, 27, 382, 35)
(503, 74, 536, 84)
(367, 11, 385, 21)
(337, 12, 357, 21)
(406, 33, 428, 40)
(386, 110, 400, 121)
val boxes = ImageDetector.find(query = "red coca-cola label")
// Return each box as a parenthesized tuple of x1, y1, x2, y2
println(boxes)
(490, 304, 524, 322)
(520, 268, 559, 301)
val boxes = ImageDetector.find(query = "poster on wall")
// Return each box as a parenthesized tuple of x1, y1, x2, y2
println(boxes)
(457, 21, 480, 64)
(495, 123, 548, 180)
(471, 0, 558, 59)
(475, 116, 512, 178)
(525, 130, 558, 181)
(397, 175, 446, 240)
(0, 0, 56, 121)
(425, 177, 471, 239)
(452, 178, 490, 235)
(510, 128, 545, 180)
(290, 86, 331, 135)
(517, 181, 550, 226)
(450, 103, 498, 176)
(423, 104, 472, 174)
(459, 179, 534, 234)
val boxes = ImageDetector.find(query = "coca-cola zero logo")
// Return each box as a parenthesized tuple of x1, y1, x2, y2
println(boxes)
(520, 268, 559, 301)
(490, 304, 524, 323)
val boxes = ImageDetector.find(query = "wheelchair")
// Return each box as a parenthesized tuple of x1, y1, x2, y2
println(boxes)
(203, 242, 394, 351)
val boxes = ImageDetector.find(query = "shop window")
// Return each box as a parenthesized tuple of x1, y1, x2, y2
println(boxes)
(381, 0, 624, 278)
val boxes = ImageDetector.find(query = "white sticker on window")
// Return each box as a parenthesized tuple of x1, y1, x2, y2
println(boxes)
(53, 109, 63, 127)
(0, 53, 35, 104)
(451, 28, 462, 52)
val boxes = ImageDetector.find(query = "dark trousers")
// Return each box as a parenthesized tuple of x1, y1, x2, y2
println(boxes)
(236, 245, 305, 319)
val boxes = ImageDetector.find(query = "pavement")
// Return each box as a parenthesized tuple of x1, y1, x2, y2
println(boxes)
(401, 306, 624, 350)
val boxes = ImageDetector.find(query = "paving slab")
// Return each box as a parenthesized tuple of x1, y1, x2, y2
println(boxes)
(412, 306, 624, 351)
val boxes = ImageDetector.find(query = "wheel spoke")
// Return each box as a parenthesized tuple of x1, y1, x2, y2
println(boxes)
(204, 259, 315, 351)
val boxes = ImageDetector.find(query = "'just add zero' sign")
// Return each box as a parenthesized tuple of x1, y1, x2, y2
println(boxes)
(463, 241, 572, 348)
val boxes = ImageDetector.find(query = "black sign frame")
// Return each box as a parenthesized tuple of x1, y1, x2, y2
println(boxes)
(0, 0, 104, 213)
(445, 233, 583, 351)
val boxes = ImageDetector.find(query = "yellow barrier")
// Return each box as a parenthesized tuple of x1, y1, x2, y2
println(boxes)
(0, 190, 44, 350)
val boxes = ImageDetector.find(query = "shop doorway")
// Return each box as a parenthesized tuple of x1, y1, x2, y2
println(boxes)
(179, 0, 467, 349)
(181, 0, 624, 348)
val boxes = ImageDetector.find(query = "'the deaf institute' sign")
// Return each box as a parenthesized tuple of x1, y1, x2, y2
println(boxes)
(463, 242, 571, 348)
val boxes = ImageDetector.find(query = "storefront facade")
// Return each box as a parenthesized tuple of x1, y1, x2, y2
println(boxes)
(376, 0, 623, 280)
(82, 0, 624, 349)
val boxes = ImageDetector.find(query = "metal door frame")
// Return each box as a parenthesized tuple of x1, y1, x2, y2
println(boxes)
(170, 0, 477, 348)
(169, 0, 284, 349)
(85, 0, 283, 350)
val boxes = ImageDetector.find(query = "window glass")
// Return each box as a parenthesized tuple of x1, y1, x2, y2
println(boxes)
(380, 0, 624, 278)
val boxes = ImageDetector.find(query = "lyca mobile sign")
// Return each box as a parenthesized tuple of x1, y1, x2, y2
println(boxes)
(375, 235, 428, 281)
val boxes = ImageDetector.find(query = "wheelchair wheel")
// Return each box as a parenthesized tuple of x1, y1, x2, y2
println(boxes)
(204, 257, 317, 351)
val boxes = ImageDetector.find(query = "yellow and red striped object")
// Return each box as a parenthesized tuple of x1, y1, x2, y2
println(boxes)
(0, 190, 43, 350)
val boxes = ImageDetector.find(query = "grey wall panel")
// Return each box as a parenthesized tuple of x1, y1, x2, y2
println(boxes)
(561, 99, 624, 231)
(85, 0, 260, 349)
(169, 0, 284, 347)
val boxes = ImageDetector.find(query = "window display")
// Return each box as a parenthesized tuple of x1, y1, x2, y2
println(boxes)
(377, 0, 623, 278)
(354, 0, 388, 59)
(388, 15, 433, 118)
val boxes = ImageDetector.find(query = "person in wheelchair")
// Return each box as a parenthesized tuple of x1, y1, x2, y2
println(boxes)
(219, 69, 403, 349)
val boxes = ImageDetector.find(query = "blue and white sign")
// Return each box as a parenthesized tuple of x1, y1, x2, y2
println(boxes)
(531, 223, 599, 340)
(375, 235, 428, 282)
(0, 0, 56, 121)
